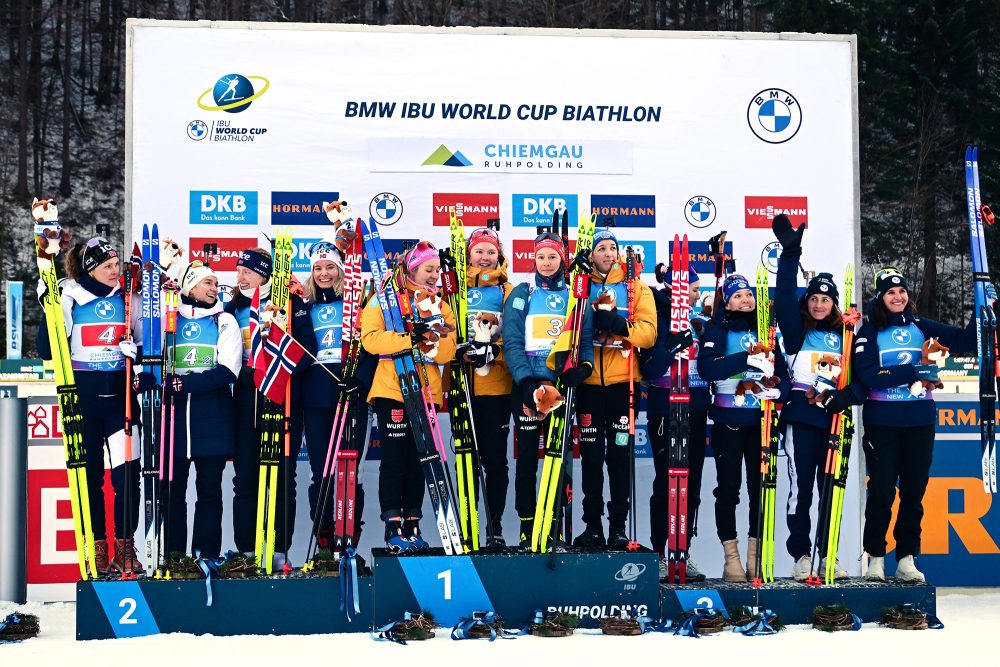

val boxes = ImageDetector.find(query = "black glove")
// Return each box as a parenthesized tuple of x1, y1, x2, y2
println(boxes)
(163, 374, 185, 397)
(410, 320, 433, 337)
(465, 340, 499, 368)
(664, 329, 694, 356)
(593, 308, 629, 336)
(822, 388, 854, 415)
(335, 375, 363, 397)
(771, 213, 805, 257)
(559, 361, 593, 388)
(132, 371, 158, 394)
(569, 249, 593, 275)
(521, 380, 542, 407)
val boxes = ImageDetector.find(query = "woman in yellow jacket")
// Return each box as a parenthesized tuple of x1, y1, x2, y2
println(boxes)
(461, 227, 515, 547)
(361, 241, 457, 553)
(576, 229, 657, 549)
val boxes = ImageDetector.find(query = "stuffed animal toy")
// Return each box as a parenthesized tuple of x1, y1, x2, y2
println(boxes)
(467, 312, 500, 377)
(909, 338, 950, 397)
(412, 287, 456, 360)
(806, 354, 842, 405)
(31, 198, 72, 266)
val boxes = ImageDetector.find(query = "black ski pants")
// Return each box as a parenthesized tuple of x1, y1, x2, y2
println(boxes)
(79, 393, 141, 541)
(712, 422, 762, 542)
(577, 382, 633, 530)
(511, 383, 550, 521)
(648, 399, 708, 550)
(374, 398, 425, 521)
(161, 454, 227, 558)
(470, 393, 512, 533)
(862, 423, 935, 559)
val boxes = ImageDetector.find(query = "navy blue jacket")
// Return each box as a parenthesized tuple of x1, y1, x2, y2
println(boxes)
(854, 307, 976, 427)
(698, 308, 791, 427)
(640, 287, 710, 416)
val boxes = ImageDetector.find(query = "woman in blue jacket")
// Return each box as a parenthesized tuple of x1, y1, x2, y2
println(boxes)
(853, 267, 977, 583)
(771, 215, 865, 580)
(698, 274, 790, 581)
(502, 232, 594, 547)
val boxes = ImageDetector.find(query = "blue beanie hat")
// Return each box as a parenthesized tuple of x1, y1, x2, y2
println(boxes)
(236, 249, 273, 280)
(592, 229, 618, 249)
(723, 274, 752, 303)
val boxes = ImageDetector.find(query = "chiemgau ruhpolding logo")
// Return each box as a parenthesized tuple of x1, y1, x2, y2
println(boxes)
(198, 74, 270, 114)
(423, 144, 472, 167)
(747, 88, 802, 144)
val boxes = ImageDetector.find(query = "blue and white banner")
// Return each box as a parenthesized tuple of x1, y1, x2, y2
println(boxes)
(6, 280, 23, 360)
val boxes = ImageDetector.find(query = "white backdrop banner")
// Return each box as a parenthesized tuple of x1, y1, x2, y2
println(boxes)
(127, 22, 862, 575)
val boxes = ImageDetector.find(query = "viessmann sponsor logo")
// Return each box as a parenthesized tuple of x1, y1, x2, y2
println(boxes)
(369, 138, 633, 175)
(744, 196, 808, 228)
(512, 238, 580, 274)
(432, 193, 500, 227)
(270, 192, 340, 225)
(190, 237, 257, 271)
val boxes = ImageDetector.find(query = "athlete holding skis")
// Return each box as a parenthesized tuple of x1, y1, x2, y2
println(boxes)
(503, 232, 594, 547)
(37, 236, 143, 575)
(575, 229, 656, 549)
(462, 227, 514, 547)
(361, 241, 457, 553)
(642, 263, 708, 581)
(698, 274, 790, 581)
(854, 268, 978, 582)
(771, 215, 863, 580)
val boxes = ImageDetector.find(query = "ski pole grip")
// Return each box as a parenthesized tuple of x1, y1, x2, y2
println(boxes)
(0, 396, 28, 603)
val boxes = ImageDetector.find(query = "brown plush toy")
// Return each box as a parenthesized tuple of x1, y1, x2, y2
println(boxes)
(734, 341, 778, 406)
(908, 338, 950, 397)
(412, 287, 456, 360)
(806, 354, 842, 405)
(467, 312, 501, 377)
(531, 382, 565, 418)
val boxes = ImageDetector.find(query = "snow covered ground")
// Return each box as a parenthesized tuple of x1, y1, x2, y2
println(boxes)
(2, 588, 995, 664)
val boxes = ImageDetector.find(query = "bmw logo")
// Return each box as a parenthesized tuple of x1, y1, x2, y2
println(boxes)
(747, 88, 802, 144)
(761, 242, 782, 273)
(182, 322, 202, 339)
(740, 333, 756, 351)
(824, 332, 840, 349)
(546, 293, 565, 311)
(318, 305, 336, 323)
(197, 74, 270, 114)
(95, 301, 116, 320)
(684, 196, 717, 229)
(467, 289, 483, 306)
(891, 328, 911, 345)
(187, 120, 209, 141)
(370, 193, 403, 226)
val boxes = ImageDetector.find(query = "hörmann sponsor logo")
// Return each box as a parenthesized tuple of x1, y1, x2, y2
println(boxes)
(590, 195, 656, 228)
(744, 196, 808, 228)
(189, 191, 258, 225)
(432, 193, 500, 227)
(511, 194, 578, 227)
(190, 237, 257, 271)
(270, 192, 340, 226)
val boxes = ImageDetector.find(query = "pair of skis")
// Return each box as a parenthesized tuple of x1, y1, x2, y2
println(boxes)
(531, 213, 597, 554)
(361, 219, 465, 554)
(806, 264, 859, 585)
(754, 263, 779, 586)
(966, 145, 999, 493)
(664, 235, 693, 583)
(254, 227, 293, 573)
(140, 224, 165, 577)
(33, 201, 97, 580)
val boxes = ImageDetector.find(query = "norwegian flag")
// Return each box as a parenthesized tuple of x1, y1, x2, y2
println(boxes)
(253, 321, 305, 404)
(248, 287, 263, 370)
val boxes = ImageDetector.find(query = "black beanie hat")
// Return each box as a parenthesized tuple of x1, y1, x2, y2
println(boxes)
(805, 272, 839, 304)
(81, 237, 118, 274)
(874, 267, 907, 301)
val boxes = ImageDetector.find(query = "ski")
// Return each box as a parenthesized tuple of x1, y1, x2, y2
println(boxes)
(625, 245, 640, 551)
(360, 219, 464, 555)
(32, 199, 97, 580)
(967, 146, 998, 493)
(531, 212, 596, 554)
(140, 224, 164, 577)
(666, 235, 692, 583)
(754, 262, 778, 585)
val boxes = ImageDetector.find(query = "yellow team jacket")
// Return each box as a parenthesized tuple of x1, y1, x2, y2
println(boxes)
(584, 263, 657, 387)
(466, 266, 514, 397)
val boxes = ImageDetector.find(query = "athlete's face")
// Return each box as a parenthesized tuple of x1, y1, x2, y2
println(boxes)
(591, 240, 618, 274)
(90, 257, 120, 288)
(469, 242, 499, 270)
(688, 281, 701, 308)
(535, 249, 562, 278)
(190, 276, 219, 304)
(726, 289, 756, 312)
(807, 294, 834, 321)
(236, 266, 266, 291)
(883, 286, 908, 313)
(311, 261, 341, 290)
(410, 260, 441, 289)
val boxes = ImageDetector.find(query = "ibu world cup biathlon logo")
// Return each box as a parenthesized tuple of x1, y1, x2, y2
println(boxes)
(747, 88, 802, 144)
(198, 74, 270, 114)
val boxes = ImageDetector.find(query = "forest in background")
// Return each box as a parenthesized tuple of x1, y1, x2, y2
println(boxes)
(1, 0, 999, 355)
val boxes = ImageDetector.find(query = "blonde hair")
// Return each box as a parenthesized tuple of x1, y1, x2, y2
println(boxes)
(304, 264, 345, 301)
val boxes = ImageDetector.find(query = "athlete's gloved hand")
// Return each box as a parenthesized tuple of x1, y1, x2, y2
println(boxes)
(119, 339, 138, 360)
(569, 249, 593, 275)
(772, 213, 805, 257)
(593, 308, 629, 336)
(914, 364, 940, 383)
(987, 283, 998, 307)
(822, 388, 854, 414)
(753, 387, 782, 401)
(132, 371, 157, 394)
(163, 374, 185, 397)
(559, 361, 593, 388)
(409, 320, 434, 338)
(746, 352, 775, 379)
(664, 329, 694, 356)
(464, 340, 500, 368)
(521, 380, 543, 408)
(334, 376, 363, 397)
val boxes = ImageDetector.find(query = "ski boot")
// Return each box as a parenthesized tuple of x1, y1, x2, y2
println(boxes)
(403, 517, 429, 552)
(518, 517, 533, 549)
(573, 523, 606, 548)
(606, 525, 629, 550)
(384, 517, 414, 555)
